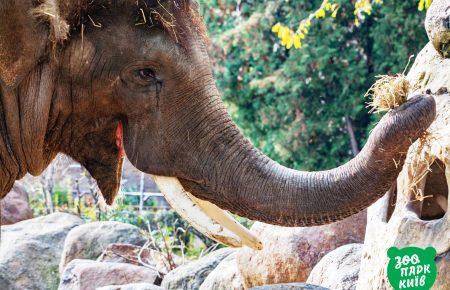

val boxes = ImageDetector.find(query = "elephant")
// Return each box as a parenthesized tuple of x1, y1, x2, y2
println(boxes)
(0, 0, 436, 247)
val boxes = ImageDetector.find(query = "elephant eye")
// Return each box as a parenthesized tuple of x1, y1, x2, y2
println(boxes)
(137, 68, 156, 81)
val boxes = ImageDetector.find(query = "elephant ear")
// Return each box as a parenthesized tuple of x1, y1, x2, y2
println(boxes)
(0, 0, 69, 89)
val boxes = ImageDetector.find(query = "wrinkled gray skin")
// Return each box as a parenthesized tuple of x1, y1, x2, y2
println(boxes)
(0, 0, 436, 226)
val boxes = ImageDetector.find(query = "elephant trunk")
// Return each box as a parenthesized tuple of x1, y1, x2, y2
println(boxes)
(181, 94, 436, 226)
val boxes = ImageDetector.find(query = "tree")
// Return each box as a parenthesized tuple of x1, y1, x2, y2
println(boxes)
(202, 0, 428, 170)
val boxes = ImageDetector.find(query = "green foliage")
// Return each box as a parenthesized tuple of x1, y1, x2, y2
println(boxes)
(201, 0, 428, 170)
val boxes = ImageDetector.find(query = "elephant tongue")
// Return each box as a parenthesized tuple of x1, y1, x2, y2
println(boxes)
(115, 122, 126, 159)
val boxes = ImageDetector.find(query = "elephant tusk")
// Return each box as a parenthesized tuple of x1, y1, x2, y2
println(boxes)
(151, 175, 263, 250)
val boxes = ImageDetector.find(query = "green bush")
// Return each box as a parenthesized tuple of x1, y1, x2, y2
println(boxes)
(202, 0, 427, 170)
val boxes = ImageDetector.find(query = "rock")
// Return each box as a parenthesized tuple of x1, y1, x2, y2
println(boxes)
(250, 283, 329, 290)
(0, 182, 33, 225)
(237, 210, 366, 288)
(434, 250, 450, 289)
(96, 283, 163, 290)
(161, 248, 234, 290)
(0, 212, 83, 290)
(425, 0, 450, 57)
(59, 259, 161, 290)
(97, 243, 183, 275)
(60, 221, 147, 273)
(307, 244, 363, 290)
(200, 252, 244, 290)
(358, 40, 450, 289)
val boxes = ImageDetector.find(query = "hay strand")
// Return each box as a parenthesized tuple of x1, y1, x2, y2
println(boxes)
(365, 74, 411, 113)
(31, 0, 70, 42)
(366, 56, 416, 113)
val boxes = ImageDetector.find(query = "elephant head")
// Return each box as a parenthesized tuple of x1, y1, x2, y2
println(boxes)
(0, 0, 436, 247)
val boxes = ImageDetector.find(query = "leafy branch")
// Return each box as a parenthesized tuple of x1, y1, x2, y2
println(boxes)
(272, 0, 432, 50)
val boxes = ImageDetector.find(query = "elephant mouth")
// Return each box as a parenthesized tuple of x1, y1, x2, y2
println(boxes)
(110, 122, 262, 249)
(115, 122, 126, 160)
(64, 118, 125, 206)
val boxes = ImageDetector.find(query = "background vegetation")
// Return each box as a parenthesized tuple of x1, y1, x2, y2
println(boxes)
(202, 0, 428, 170)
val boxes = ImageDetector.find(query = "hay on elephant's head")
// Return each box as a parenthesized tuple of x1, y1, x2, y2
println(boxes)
(366, 74, 411, 113)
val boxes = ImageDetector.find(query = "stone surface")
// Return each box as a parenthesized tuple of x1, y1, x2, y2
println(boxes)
(96, 283, 163, 290)
(0, 182, 33, 225)
(250, 283, 329, 290)
(307, 244, 363, 290)
(0, 212, 83, 290)
(237, 210, 366, 288)
(199, 252, 244, 290)
(358, 36, 450, 289)
(59, 259, 161, 290)
(60, 221, 147, 273)
(434, 250, 450, 289)
(98, 243, 182, 275)
(161, 248, 234, 290)
(425, 0, 450, 57)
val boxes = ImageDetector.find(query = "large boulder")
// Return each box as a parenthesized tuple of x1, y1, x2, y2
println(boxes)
(237, 210, 366, 288)
(96, 284, 163, 290)
(0, 182, 33, 225)
(161, 248, 234, 290)
(0, 212, 83, 290)
(59, 221, 147, 273)
(97, 243, 183, 275)
(307, 244, 363, 290)
(250, 283, 329, 290)
(200, 252, 244, 290)
(425, 0, 450, 57)
(59, 259, 161, 290)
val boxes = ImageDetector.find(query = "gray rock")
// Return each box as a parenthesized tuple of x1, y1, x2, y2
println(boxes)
(237, 212, 366, 288)
(425, 0, 450, 57)
(0, 182, 33, 225)
(434, 249, 450, 290)
(0, 212, 83, 290)
(200, 252, 244, 290)
(307, 244, 363, 290)
(59, 221, 147, 273)
(250, 283, 329, 290)
(97, 243, 183, 275)
(161, 248, 234, 290)
(59, 259, 161, 290)
(96, 283, 163, 290)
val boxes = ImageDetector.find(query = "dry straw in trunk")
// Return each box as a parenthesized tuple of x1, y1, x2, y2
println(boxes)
(366, 74, 411, 113)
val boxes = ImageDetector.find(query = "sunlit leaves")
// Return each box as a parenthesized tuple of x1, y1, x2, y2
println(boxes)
(272, 22, 306, 49)
(272, 0, 432, 49)
(271, 0, 337, 49)
(202, 0, 428, 170)
(418, 0, 433, 11)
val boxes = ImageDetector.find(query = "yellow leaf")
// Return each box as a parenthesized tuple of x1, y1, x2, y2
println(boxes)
(331, 9, 338, 18)
(294, 34, 301, 49)
(272, 23, 281, 33)
(278, 26, 286, 38)
(418, 0, 425, 11)
(286, 38, 294, 49)
(315, 9, 326, 19)
(425, 0, 433, 9)
(282, 29, 291, 42)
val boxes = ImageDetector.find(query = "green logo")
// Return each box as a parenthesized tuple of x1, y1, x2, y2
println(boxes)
(387, 246, 437, 290)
